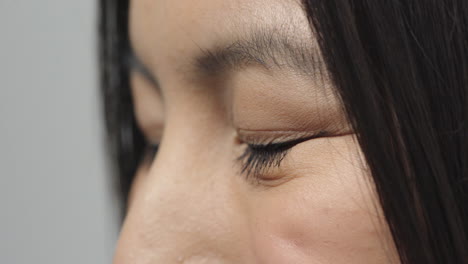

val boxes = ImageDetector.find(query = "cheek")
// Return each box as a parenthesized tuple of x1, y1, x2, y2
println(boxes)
(250, 187, 385, 264)
(247, 138, 395, 263)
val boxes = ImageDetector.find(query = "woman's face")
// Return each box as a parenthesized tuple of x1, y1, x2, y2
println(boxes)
(114, 0, 398, 263)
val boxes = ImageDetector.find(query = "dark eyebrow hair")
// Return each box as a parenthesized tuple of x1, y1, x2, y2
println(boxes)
(127, 28, 327, 89)
(190, 28, 327, 80)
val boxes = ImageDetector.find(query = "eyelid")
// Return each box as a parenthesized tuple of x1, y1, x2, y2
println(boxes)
(236, 128, 327, 145)
(236, 131, 326, 182)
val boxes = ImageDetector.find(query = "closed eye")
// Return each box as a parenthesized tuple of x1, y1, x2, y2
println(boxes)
(237, 131, 326, 180)
(144, 143, 159, 163)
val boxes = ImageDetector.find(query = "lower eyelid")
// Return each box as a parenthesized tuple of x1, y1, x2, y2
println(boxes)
(241, 150, 297, 186)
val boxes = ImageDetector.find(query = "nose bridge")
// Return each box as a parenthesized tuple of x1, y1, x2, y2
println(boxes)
(114, 124, 248, 263)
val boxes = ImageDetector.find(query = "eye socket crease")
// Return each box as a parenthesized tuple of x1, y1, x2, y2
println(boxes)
(236, 129, 328, 145)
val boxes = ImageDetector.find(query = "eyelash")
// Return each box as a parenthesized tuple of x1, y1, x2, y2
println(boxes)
(144, 143, 159, 161)
(237, 132, 325, 179)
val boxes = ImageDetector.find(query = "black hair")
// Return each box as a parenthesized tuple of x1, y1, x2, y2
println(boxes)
(99, 0, 468, 263)
(303, 1, 468, 263)
(99, 0, 145, 210)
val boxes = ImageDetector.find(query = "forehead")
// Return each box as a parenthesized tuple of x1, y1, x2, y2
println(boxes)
(129, 0, 311, 78)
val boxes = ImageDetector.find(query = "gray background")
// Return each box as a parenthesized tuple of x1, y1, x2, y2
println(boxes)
(0, 0, 118, 263)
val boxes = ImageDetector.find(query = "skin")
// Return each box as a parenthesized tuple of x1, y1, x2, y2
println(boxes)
(114, 0, 399, 263)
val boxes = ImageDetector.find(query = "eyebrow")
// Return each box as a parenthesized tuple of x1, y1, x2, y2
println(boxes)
(129, 27, 327, 88)
(190, 28, 327, 80)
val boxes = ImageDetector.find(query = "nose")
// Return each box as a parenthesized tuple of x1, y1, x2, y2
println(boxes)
(112, 125, 251, 263)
